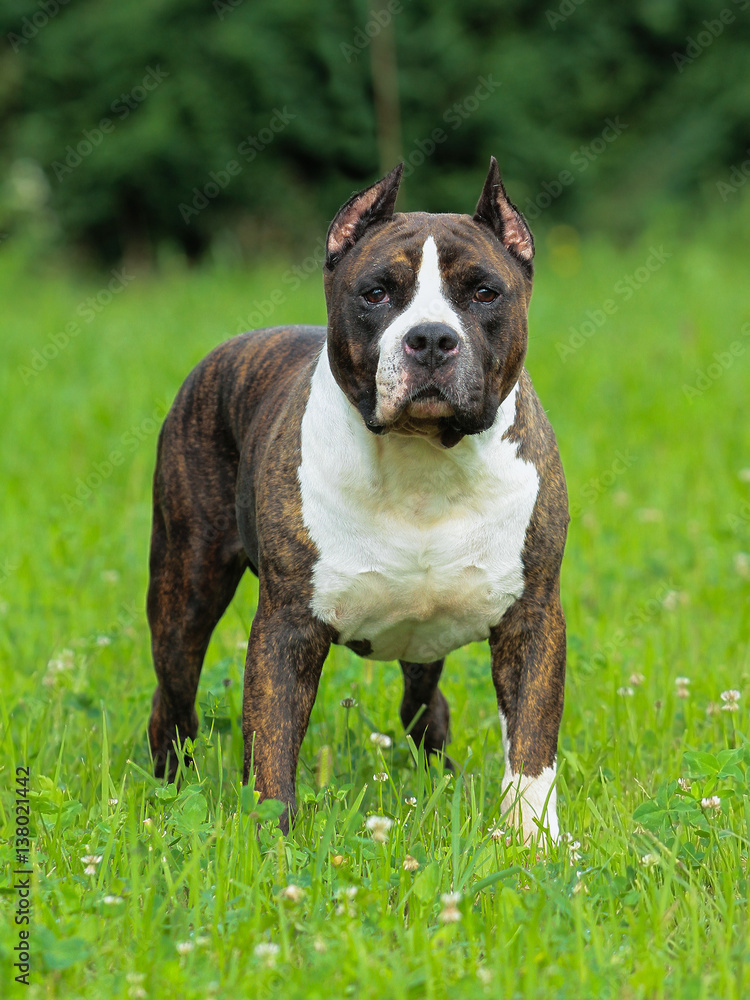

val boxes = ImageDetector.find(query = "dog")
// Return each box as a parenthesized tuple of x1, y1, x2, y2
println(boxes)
(147, 158, 568, 844)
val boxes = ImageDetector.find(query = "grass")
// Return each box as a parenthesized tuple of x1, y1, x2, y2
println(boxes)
(1, 221, 749, 999)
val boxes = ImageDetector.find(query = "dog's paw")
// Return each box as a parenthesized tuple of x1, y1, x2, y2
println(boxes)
(500, 768, 559, 849)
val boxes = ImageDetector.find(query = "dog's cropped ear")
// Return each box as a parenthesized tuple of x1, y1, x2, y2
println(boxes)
(474, 157, 534, 271)
(326, 163, 404, 269)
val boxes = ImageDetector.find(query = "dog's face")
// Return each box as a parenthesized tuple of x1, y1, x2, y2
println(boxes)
(323, 159, 535, 448)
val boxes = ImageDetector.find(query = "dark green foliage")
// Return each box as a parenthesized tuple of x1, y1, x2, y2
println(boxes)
(1, 0, 749, 260)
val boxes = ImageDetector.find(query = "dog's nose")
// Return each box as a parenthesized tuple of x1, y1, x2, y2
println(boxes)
(403, 323, 460, 368)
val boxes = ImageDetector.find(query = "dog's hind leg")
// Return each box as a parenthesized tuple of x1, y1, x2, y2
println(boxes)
(399, 659, 451, 758)
(146, 426, 248, 781)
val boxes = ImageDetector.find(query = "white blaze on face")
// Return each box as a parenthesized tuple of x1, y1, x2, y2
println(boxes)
(499, 710, 559, 846)
(375, 235, 466, 423)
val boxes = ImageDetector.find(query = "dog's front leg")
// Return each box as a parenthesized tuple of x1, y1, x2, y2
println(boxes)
(489, 591, 566, 847)
(242, 597, 331, 833)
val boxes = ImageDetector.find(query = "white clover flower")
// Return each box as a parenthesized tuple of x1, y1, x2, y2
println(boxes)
(439, 892, 462, 923)
(176, 941, 194, 955)
(365, 815, 393, 843)
(373, 772, 388, 782)
(675, 676, 690, 686)
(370, 732, 392, 749)
(82, 854, 102, 875)
(254, 942, 280, 966)
(402, 855, 419, 871)
(640, 853, 659, 868)
(629, 672, 646, 687)
(489, 825, 504, 842)
(280, 884, 305, 903)
(340, 697, 357, 708)
(676, 684, 690, 699)
(720, 690, 741, 712)
(677, 778, 691, 792)
(96, 635, 112, 647)
(335, 886, 358, 916)
(617, 686, 634, 697)
(560, 832, 581, 861)
(102, 895, 122, 905)
(701, 796, 721, 811)
(47, 649, 75, 675)
(572, 876, 588, 896)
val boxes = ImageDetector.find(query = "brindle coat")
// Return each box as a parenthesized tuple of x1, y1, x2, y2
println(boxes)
(147, 159, 568, 838)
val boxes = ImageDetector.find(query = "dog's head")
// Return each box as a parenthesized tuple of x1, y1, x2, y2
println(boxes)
(322, 158, 534, 448)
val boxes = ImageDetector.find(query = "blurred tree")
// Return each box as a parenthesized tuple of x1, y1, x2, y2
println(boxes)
(0, 0, 748, 262)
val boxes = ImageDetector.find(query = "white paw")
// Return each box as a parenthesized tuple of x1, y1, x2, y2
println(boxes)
(501, 766, 559, 847)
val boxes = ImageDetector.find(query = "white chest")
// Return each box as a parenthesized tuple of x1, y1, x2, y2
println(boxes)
(298, 354, 539, 663)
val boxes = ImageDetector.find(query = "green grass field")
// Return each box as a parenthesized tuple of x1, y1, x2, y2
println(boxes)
(1, 224, 750, 999)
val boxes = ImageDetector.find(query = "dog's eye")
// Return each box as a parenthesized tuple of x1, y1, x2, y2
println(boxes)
(474, 287, 499, 303)
(363, 287, 389, 304)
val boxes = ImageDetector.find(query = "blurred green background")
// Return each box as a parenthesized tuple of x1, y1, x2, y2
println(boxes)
(2, 0, 750, 266)
(3, 8, 750, 995)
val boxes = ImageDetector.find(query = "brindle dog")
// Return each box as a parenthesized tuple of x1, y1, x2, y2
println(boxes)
(147, 159, 568, 843)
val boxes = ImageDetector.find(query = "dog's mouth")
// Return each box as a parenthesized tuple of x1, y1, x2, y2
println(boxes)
(404, 385, 454, 420)
(384, 385, 466, 447)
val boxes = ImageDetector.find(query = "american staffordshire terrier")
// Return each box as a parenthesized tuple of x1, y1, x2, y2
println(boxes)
(147, 158, 568, 843)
